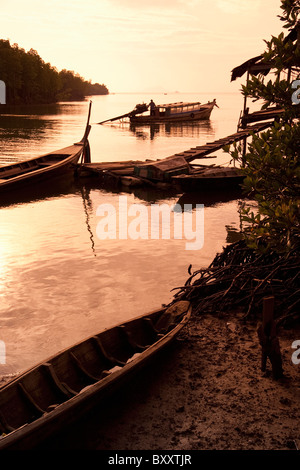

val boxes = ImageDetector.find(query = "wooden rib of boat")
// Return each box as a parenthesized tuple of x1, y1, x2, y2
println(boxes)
(0, 300, 191, 450)
(0, 102, 92, 193)
(130, 100, 217, 124)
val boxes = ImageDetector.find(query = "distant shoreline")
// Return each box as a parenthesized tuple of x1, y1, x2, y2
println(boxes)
(0, 39, 109, 105)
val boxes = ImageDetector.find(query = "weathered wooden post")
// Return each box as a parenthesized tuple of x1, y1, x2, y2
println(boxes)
(257, 296, 284, 379)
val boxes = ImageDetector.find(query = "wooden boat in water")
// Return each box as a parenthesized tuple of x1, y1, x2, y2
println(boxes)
(0, 102, 92, 193)
(130, 100, 218, 124)
(98, 100, 217, 125)
(0, 300, 191, 450)
(171, 166, 244, 192)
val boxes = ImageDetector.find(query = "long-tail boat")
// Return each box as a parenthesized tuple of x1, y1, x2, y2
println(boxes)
(98, 99, 217, 125)
(0, 301, 191, 450)
(130, 100, 218, 124)
(0, 102, 92, 193)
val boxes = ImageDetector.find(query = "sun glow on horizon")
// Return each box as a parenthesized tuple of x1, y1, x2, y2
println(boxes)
(0, 0, 282, 93)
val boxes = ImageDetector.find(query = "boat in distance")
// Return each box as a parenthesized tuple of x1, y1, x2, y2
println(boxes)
(98, 99, 218, 125)
(0, 301, 191, 450)
(129, 99, 218, 124)
(0, 102, 92, 193)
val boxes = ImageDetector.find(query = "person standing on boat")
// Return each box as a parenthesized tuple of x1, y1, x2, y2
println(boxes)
(149, 99, 157, 116)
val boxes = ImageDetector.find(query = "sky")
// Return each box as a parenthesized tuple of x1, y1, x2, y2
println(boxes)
(0, 0, 284, 93)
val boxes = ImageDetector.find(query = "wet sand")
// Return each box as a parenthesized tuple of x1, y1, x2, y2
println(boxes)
(34, 311, 300, 451)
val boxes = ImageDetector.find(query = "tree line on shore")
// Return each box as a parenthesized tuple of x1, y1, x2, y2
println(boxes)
(0, 39, 109, 104)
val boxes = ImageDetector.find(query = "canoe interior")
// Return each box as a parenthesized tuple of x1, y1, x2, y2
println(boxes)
(0, 153, 74, 181)
(0, 306, 187, 438)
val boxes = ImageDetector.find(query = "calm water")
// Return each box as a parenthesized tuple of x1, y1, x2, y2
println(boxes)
(0, 91, 246, 376)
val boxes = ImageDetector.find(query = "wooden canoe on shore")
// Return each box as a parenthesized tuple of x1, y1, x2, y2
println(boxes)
(0, 301, 191, 450)
(0, 103, 92, 193)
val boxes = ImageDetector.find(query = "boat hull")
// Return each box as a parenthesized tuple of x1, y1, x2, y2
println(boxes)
(130, 102, 215, 124)
(0, 301, 191, 450)
(172, 167, 244, 192)
(0, 144, 84, 194)
(0, 102, 92, 195)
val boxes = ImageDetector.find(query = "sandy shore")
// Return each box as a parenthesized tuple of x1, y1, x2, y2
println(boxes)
(32, 311, 300, 451)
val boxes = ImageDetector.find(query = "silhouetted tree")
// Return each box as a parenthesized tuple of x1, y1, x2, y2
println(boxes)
(0, 40, 109, 104)
(225, 0, 300, 253)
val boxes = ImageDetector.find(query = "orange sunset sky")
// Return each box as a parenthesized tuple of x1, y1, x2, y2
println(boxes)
(1, 0, 283, 93)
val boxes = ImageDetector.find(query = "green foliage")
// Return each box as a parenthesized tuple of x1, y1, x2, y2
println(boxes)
(279, 0, 300, 28)
(231, 122, 300, 252)
(226, 0, 300, 253)
(0, 40, 109, 104)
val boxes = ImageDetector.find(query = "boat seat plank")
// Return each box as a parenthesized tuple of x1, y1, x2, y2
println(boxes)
(0, 410, 16, 434)
(142, 317, 165, 338)
(49, 350, 97, 393)
(68, 351, 111, 383)
(37, 163, 54, 167)
(20, 366, 69, 411)
(120, 316, 165, 347)
(69, 352, 102, 382)
(0, 384, 39, 431)
(92, 336, 126, 367)
(97, 327, 137, 364)
(42, 363, 77, 398)
(72, 337, 126, 378)
(117, 325, 149, 351)
(18, 383, 46, 415)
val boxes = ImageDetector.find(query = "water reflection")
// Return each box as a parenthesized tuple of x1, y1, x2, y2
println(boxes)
(0, 101, 87, 117)
(80, 185, 97, 257)
(0, 93, 247, 376)
(225, 224, 243, 244)
(102, 119, 215, 142)
(176, 188, 245, 209)
(0, 103, 60, 116)
(0, 114, 57, 163)
(80, 177, 181, 204)
(0, 171, 245, 210)
(0, 174, 80, 208)
(129, 120, 215, 141)
(0, 101, 89, 164)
